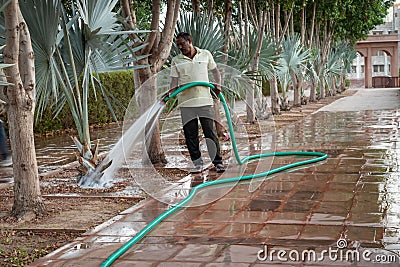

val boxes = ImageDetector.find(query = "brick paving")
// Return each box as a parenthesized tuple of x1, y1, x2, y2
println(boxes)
(32, 88, 400, 266)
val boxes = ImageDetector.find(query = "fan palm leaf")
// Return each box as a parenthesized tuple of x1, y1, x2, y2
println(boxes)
(276, 34, 310, 96)
(170, 12, 226, 60)
(15, 0, 149, 172)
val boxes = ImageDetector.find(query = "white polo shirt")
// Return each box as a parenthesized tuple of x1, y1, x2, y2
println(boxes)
(170, 47, 217, 107)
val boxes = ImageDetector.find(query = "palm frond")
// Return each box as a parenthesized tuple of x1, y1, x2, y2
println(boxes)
(170, 12, 226, 60)
(276, 34, 310, 94)
(76, 0, 120, 36)
(19, 0, 63, 115)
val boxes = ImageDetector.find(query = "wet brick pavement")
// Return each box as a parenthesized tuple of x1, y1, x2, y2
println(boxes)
(30, 88, 400, 266)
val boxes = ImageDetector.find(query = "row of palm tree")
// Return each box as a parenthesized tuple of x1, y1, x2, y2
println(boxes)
(0, 2, 357, 175)
(173, 12, 357, 118)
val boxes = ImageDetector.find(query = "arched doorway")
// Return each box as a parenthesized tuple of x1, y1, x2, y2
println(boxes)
(355, 34, 399, 88)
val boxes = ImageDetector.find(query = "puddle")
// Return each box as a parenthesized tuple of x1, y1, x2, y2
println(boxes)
(35, 125, 123, 172)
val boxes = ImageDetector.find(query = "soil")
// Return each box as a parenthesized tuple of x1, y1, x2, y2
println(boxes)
(0, 90, 356, 267)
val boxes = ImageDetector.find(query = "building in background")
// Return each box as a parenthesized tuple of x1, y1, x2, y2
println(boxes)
(349, 3, 400, 81)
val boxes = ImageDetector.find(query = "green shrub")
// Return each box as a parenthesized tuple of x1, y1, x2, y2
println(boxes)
(34, 70, 135, 134)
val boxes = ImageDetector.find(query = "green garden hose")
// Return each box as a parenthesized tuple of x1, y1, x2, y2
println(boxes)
(101, 82, 328, 266)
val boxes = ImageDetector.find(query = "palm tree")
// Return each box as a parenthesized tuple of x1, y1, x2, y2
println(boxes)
(320, 42, 356, 96)
(305, 48, 320, 102)
(18, 0, 147, 174)
(276, 34, 310, 108)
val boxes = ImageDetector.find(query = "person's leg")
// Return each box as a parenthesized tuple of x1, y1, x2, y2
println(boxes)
(198, 106, 223, 166)
(0, 122, 9, 160)
(180, 107, 202, 166)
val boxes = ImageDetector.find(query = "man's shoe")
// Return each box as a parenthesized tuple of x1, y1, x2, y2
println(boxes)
(215, 164, 225, 173)
(0, 156, 12, 167)
(190, 164, 203, 174)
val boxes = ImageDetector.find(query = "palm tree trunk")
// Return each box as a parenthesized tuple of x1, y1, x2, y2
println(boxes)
(308, 1, 316, 49)
(309, 80, 317, 102)
(247, 9, 266, 123)
(192, 0, 200, 13)
(214, 0, 233, 137)
(270, 76, 281, 114)
(121, 0, 180, 164)
(292, 72, 301, 107)
(3, 0, 44, 221)
(320, 73, 326, 99)
(300, 3, 306, 44)
(134, 63, 166, 164)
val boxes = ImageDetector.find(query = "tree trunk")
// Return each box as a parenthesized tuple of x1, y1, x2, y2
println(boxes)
(309, 80, 317, 102)
(121, 0, 180, 164)
(247, 10, 266, 123)
(300, 4, 306, 44)
(134, 62, 166, 164)
(330, 77, 336, 96)
(244, 0, 249, 49)
(308, 1, 316, 49)
(3, 0, 44, 221)
(275, 4, 281, 40)
(320, 74, 326, 99)
(192, 0, 201, 14)
(207, 0, 214, 18)
(292, 71, 301, 107)
(270, 76, 281, 115)
(214, 0, 233, 137)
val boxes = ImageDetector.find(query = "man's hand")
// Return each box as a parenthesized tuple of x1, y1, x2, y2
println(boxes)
(162, 87, 178, 104)
(212, 83, 221, 97)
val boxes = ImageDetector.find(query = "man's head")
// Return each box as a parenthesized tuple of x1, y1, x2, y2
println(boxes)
(176, 32, 194, 57)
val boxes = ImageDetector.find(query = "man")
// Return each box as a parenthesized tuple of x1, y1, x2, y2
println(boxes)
(169, 32, 225, 173)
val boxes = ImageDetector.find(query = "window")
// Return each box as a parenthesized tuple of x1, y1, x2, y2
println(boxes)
(373, 65, 385, 72)
(361, 66, 365, 73)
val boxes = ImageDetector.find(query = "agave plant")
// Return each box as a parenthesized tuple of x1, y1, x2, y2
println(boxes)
(330, 42, 357, 92)
(17, 0, 148, 173)
(322, 42, 356, 96)
(276, 34, 310, 107)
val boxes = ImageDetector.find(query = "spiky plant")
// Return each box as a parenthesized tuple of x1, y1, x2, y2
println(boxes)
(276, 34, 310, 107)
(16, 0, 148, 173)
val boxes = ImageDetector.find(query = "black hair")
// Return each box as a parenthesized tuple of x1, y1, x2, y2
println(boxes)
(176, 32, 192, 42)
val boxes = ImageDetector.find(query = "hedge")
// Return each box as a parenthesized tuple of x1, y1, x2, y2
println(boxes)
(34, 70, 136, 134)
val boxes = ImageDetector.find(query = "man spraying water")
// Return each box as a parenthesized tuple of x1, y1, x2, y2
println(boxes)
(169, 32, 225, 174)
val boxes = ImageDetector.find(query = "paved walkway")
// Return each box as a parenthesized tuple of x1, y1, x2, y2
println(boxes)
(32, 88, 400, 266)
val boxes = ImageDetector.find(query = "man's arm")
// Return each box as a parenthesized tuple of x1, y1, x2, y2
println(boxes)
(170, 77, 178, 92)
(211, 67, 222, 95)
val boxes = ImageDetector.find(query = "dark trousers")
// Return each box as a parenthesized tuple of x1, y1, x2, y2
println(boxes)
(0, 122, 9, 160)
(180, 106, 223, 166)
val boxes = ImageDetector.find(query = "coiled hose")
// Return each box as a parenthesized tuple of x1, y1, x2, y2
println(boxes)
(101, 82, 327, 266)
